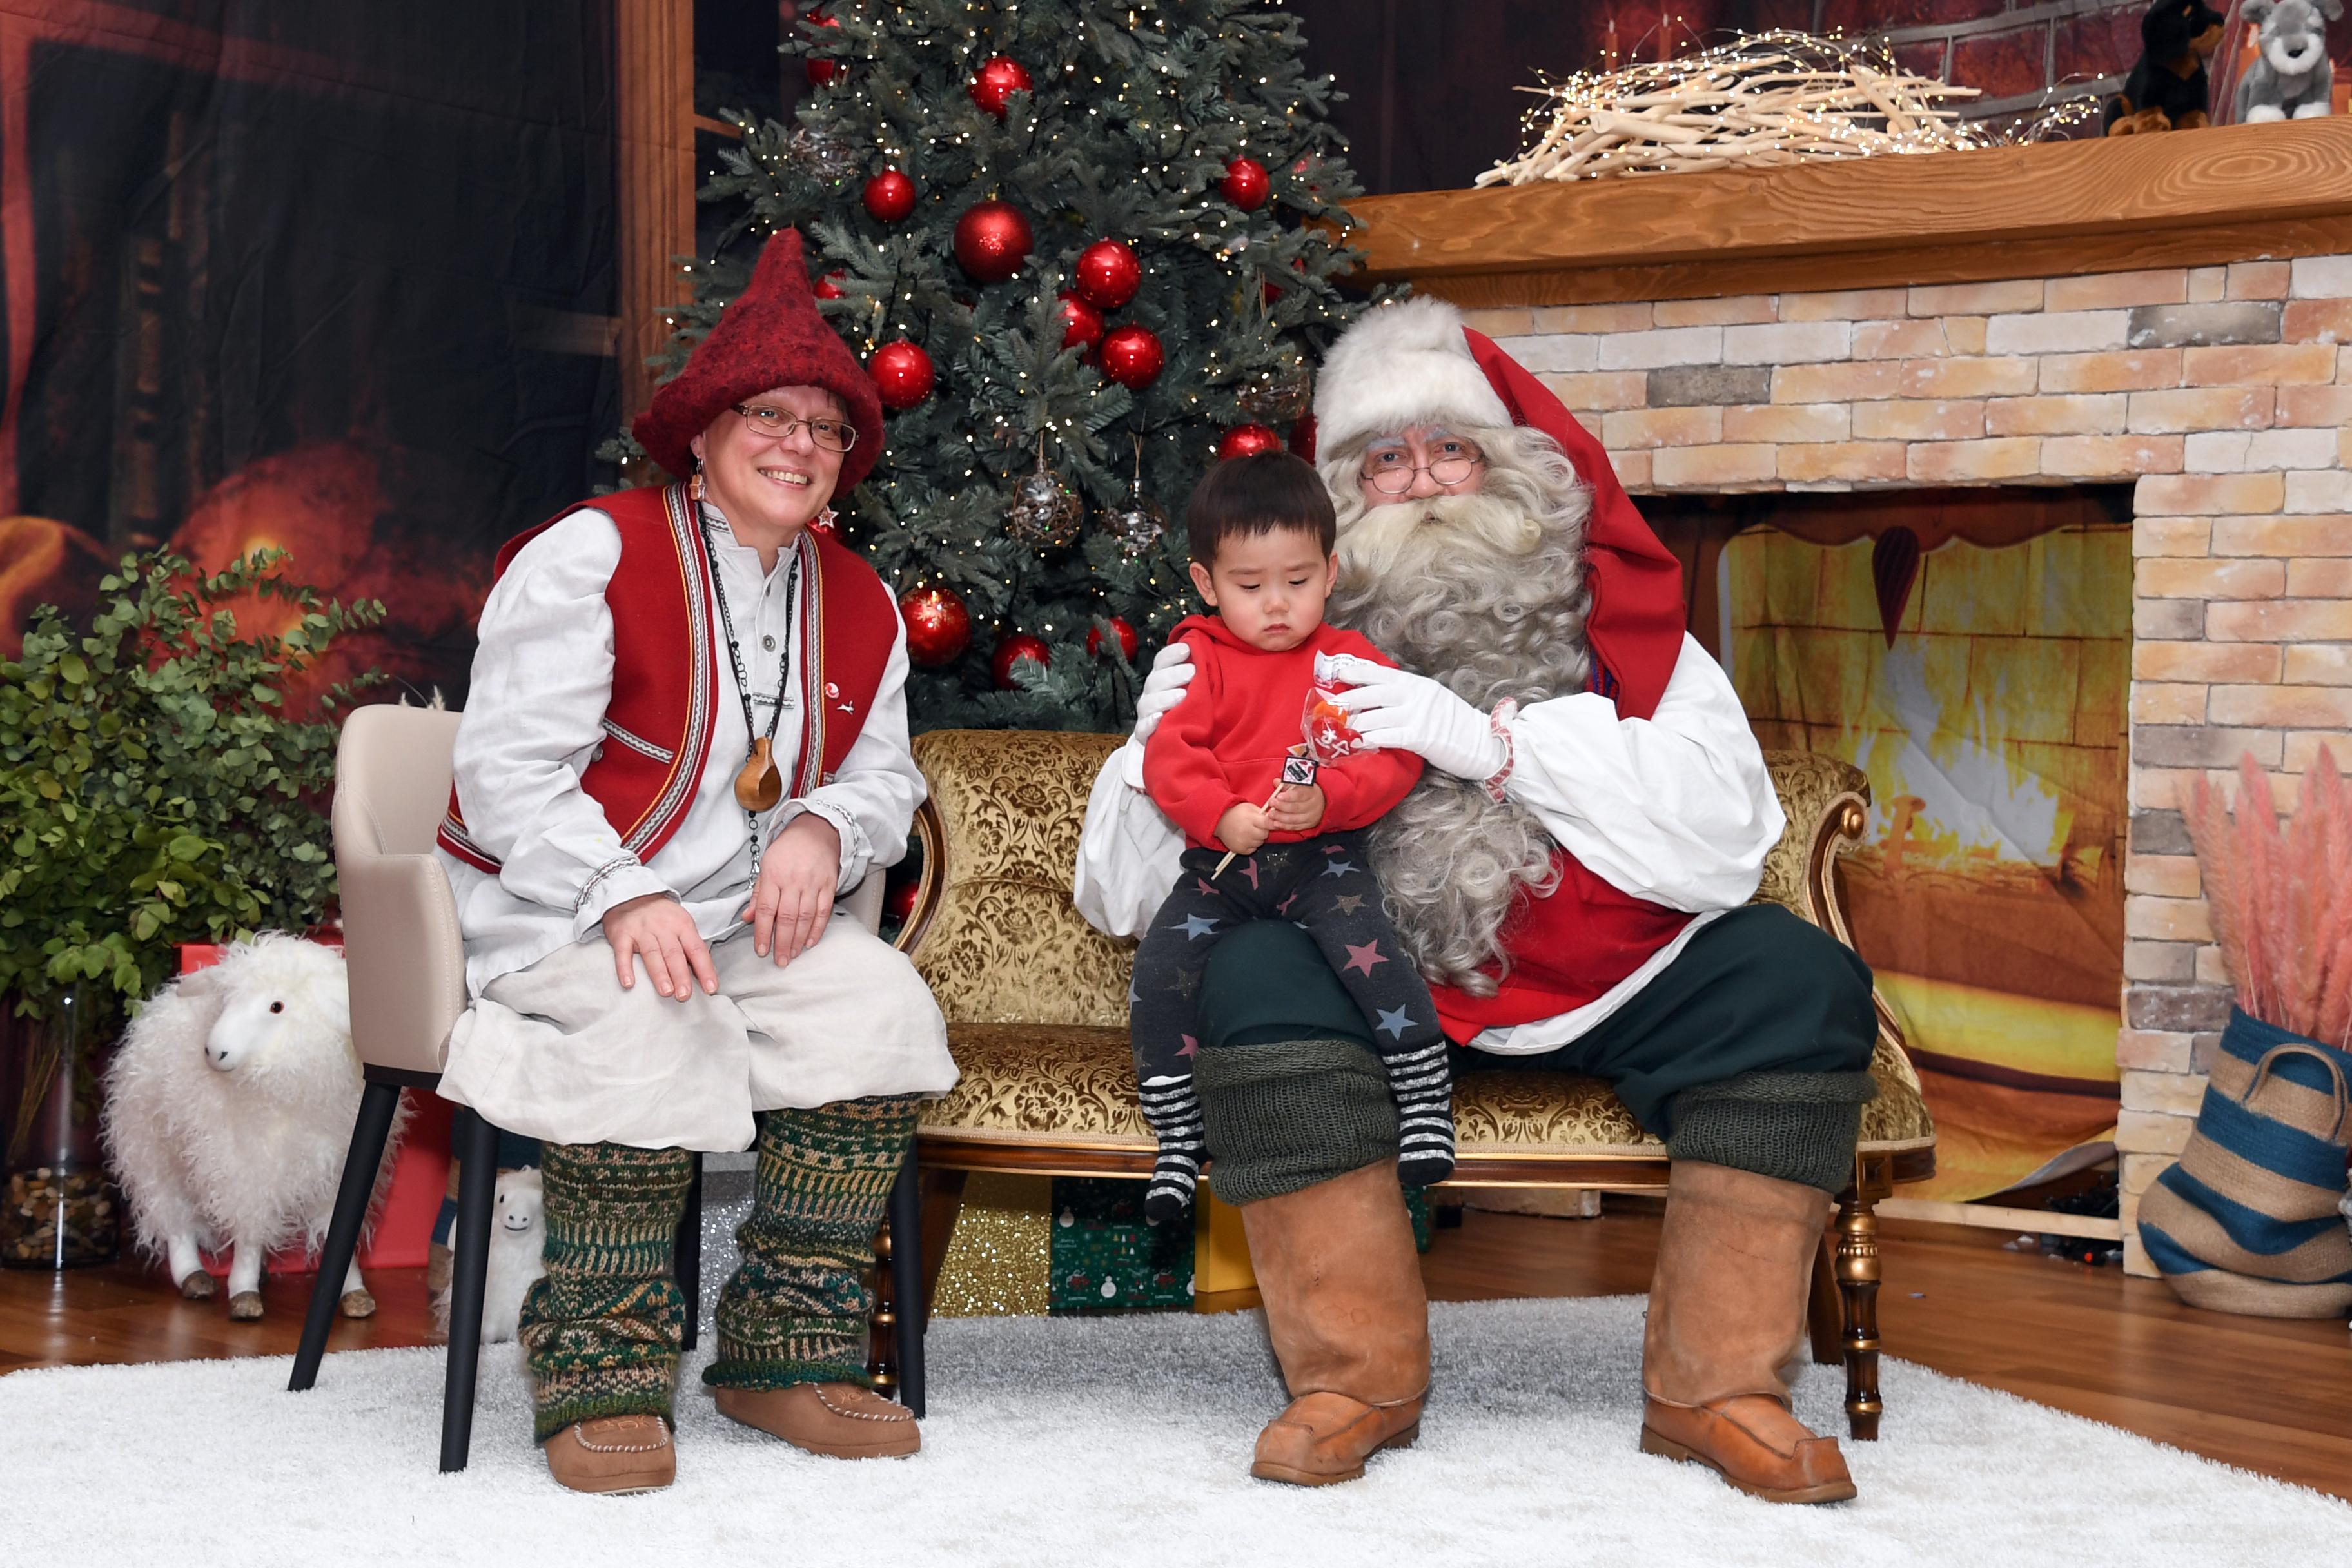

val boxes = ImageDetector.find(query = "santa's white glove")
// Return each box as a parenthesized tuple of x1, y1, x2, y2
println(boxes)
(1319, 652, 1507, 784)
(1118, 642, 1197, 789)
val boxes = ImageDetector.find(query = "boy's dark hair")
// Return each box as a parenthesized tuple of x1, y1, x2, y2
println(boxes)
(1183, 451, 1336, 564)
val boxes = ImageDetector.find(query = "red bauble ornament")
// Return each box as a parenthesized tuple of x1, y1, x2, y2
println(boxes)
(992, 633, 1052, 689)
(814, 271, 847, 299)
(885, 876, 920, 924)
(805, 12, 843, 85)
(1085, 616, 1139, 662)
(952, 201, 1033, 283)
(863, 168, 916, 223)
(970, 55, 1033, 118)
(1217, 423, 1284, 460)
(1074, 240, 1142, 309)
(870, 340, 935, 410)
(898, 585, 972, 667)
(1220, 157, 1270, 211)
(1057, 291, 1104, 351)
(1097, 324, 1164, 389)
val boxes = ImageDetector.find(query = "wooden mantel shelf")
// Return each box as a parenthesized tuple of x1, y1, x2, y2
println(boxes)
(1348, 118, 2352, 306)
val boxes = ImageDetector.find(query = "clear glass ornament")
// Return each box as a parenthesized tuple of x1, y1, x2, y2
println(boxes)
(1006, 436, 1084, 547)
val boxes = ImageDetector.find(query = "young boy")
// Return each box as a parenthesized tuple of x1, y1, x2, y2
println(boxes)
(1131, 451, 1455, 1224)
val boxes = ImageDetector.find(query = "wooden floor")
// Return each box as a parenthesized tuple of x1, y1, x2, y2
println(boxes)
(5, 1205, 2347, 1501)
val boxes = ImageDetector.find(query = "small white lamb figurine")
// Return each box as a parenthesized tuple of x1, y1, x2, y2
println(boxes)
(2235, 0, 2340, 123)
(434, 1166, 546, 1345)
(101, 934, 405, 1320)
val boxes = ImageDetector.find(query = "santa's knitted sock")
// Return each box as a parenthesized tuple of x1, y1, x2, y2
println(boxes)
(1386, 1039, 1456, 1188)
(703, 1095, 919, 1393)
(1137, 1073, 1206, 1224)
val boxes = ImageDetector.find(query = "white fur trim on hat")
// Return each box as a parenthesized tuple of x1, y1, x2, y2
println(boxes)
(1312, 297, 1513, 455)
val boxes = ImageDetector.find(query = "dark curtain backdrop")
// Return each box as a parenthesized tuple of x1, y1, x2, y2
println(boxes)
(0, 0, 619, 703)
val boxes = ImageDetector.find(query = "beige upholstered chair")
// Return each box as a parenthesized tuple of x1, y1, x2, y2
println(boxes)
(293, 704, 911, 1467)
(889, 730, 1936, 1439)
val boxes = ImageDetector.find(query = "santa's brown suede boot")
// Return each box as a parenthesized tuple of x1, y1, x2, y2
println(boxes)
(1639, 1160, 1856, 1504)
(1240, 1158, 1429, 1486)
(541, 1414, 676, 1494)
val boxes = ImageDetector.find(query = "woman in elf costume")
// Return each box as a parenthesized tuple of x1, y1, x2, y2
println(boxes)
(433, 229, 956, 1495)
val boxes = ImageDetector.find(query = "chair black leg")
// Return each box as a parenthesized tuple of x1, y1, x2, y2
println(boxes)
(288, 1077, 402, 1393)
(888, 1152, 925, 1418)
(438, 1106, 500, 1473)
(676, 1152, 704, 1355)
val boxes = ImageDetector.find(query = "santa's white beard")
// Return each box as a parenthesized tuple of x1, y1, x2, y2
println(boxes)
(1329, 489, 1592, 996)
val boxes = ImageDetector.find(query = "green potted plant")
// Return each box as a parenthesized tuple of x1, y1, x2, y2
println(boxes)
(0, 549, 381, 1268)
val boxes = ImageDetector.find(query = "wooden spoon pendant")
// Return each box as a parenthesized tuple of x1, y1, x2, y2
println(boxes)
(734, 737, 783, 812)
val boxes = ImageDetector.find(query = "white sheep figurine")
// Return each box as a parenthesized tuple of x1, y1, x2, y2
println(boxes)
(101, 934, 407, 1320)
(434, 1166, 546, 1345)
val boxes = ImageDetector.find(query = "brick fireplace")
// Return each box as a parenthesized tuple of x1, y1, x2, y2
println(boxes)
(1351, 121, 2352, 1274)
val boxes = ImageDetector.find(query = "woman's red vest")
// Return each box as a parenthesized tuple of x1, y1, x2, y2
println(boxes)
(437, 483, 896, 875)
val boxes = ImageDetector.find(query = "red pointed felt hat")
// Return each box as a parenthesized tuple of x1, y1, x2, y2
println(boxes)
(631, 228, 887, 493)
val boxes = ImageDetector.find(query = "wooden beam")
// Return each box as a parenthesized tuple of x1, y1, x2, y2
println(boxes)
(1347, 119, 2352, 306)
(614, 0, 696, 429)
(1877, 1197, 2122, 1242)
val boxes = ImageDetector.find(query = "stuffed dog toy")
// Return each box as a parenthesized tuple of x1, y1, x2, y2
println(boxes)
(2106, 0, 2230, 133)
(2235, 0, 2340, 122)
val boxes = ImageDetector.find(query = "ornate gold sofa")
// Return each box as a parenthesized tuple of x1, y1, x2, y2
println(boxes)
(881, 730, 1935, 1438)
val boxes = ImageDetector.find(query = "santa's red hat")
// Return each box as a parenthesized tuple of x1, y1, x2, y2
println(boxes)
(1310, 297, 1687, 722)
(631, 228, 887, 492)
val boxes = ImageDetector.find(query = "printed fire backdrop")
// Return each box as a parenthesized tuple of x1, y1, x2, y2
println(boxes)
(1725, 492, 2132, 1201)
(0, 0, 620, 703)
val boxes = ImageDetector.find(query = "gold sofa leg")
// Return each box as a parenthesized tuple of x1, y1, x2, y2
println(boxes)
(1833, 1157, 1888, 1441)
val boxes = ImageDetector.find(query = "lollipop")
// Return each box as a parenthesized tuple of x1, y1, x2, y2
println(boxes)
(1303, 683, 1369, 762)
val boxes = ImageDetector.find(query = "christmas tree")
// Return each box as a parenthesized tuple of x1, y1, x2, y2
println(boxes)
(623, 0, 1379, 731)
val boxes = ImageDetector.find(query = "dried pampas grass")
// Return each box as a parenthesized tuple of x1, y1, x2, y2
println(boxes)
(2184, 747, 2352, 1046)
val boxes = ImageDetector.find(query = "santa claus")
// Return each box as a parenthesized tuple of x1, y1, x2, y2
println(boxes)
(1077, 297, 1879, 1503)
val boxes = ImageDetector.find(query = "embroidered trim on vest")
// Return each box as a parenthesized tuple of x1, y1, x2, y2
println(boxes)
(623, 484, 718, 857)
(600, 718, 678, 766)
(790, 529, 828, 799)
(438, 810, 498, 872)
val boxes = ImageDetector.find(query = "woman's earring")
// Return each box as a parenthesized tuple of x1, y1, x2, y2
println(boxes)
(816, 506, 838, 534)
(688, 459, 706, 504)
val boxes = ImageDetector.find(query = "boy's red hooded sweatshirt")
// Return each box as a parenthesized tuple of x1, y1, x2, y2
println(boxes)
(1143, 614, 1424, 851)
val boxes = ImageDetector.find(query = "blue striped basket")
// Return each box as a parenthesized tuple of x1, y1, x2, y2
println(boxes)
(2137, 1008, 2352, 1317)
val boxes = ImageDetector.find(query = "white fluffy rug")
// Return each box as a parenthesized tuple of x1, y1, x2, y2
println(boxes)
(5, 1295, 2344, 1568)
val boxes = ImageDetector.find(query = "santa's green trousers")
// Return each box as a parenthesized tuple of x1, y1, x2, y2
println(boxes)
(519, 1095, 919, 1442)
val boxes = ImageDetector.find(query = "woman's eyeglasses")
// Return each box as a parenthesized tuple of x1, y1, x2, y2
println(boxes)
(731, 404, 858, 451)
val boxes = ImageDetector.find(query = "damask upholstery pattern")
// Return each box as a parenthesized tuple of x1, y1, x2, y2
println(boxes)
(905, 729, 1934, 1161)
(1753, 750, 1867, 917)
(907, 730, 1134, 1028)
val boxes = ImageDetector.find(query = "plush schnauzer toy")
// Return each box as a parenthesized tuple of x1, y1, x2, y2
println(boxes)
(2235, 0, 2340, 123)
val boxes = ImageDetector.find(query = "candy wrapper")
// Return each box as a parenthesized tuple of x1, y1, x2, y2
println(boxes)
(1304, 651, 1370, 762)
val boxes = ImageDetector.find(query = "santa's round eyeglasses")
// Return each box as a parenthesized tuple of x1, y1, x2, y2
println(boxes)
(1360, 443, 1484, 494)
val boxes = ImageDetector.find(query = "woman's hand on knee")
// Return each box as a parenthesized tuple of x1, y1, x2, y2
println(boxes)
(753, 812, 841, 965)
(605, 893, 718, 999)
